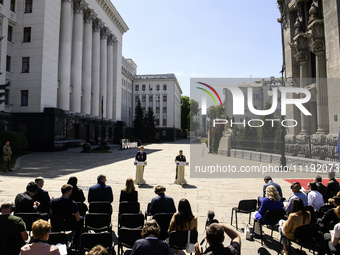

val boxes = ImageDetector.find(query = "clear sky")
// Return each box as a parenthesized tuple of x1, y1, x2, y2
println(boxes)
(112, 0, 283, 97)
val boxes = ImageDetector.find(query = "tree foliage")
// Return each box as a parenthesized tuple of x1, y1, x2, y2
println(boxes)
(144, 107, 156, 142)
(181, 96, 190, 131)
(133, 99, 145, 140)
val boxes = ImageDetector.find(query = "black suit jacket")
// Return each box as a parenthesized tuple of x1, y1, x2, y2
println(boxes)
(135, 151, 147, 161)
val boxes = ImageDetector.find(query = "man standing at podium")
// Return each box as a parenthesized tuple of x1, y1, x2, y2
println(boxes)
(175, 150, 186, 180)
(135, 146, 147, 185)
(135, 146, 147, 162)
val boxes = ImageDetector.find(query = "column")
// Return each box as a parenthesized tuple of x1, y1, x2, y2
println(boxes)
(297, 53, 309, 135)
(58, 0, 73, 111)
(91, 19, 103, 116)
(100, 27, 108, 118)
(81, 9, 95, 115)
(106, 35, 115, 119)
(70, 0, 85, 113)
(315, 49, 329, 133)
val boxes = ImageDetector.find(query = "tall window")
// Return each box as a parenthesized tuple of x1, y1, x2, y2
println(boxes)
(156, 107, 160, 113)
(163, 118, 167, 126)
(135, 95, 139, 102)
(25, 0, 33, 13)
(156, 85, 160, 91)
(0, 0, 3, 5)
(149, 84, 153, 91)
(6, 56, 11, 72)
(163, 95, 167, 102)
(21, 90, 28, 106)
(149, 95, 153, 102)
(142, 96, 146, 102)
(10, 0, 15, 12)
(163, 84, 167, 90)
(7, 26, 13, 42)
(135, 85, 139, 91)
(22, 57, 30, 73)
(163, 107, 167, 113)
(142, 84, 145, 91)
(5, 89, 9, 105)
(23, 27, 31, 42)
(155, 95, 160, 102)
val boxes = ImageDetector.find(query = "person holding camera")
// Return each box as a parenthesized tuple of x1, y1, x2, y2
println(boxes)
(194, 223, 240, 255)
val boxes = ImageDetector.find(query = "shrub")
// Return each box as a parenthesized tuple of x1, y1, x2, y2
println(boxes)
(0, 131, 28, 151)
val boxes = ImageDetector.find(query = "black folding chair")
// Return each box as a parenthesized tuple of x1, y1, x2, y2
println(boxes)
(50, 214, 78, 232)
(89, 201, 112, 215)
(253, 208, 286, 245)
(119, 201, 140, 215)
(144, 202, 151, 220)
(231, 199, 257, 230)
(119, 213, 144, 229)
(80, 232, 113, 255)
(85, 213, 112, 233)
(118, 227, 142, 255)
(48, 232, 68, 245)
(16, 212, 41, 235)
(278, 223, 318, 255)
(153, 213, 174, 240)
(169, 230, 198, 255)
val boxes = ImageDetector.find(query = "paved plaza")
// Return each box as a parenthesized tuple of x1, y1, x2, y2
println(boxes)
(0, 139, 323, 254)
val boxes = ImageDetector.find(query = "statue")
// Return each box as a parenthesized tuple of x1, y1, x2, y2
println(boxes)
(218, 122, 234, 156)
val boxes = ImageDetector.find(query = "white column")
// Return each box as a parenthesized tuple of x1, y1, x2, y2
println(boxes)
(91, 19, 103, 116)
(100, 27, 108, 118)
(112, 36, 121, 121)
(106, 35, 115, 119)
(81, 9, 95, 115)
(70, 0, 85, 113)
(58, 0, 73, 110)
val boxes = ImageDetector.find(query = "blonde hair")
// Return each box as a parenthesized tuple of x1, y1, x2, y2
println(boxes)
(88, 245, 108, 255)
(32, 220, 51, 240)
(265, 185, 281, 202)
(123, 178, 135, 193)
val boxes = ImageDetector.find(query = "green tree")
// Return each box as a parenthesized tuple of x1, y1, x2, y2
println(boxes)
(181, 96, 190, 132)
(207, 105, 225, 120)
(144, 107, 156, 142)
(0, 81, 10, 104)
(133, 99, 145, 141)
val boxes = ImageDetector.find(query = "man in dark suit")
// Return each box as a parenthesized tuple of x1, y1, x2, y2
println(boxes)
(14, 181, 39, 214)
(33, 176, 51, 214)
(135, 146, 147, 161)
(175, 150, 186, 180)
(315, 175, 327, 202)
(326, 172, 340, 200)
(150, 185, 176, 215)
(258, 176, 283, 206)
(88, 174, 114, 211)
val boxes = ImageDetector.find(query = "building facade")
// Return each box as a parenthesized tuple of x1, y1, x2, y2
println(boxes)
(0, 0, 182, 150)
(132, 74, 182, 141)
(278, 0, 340, 159)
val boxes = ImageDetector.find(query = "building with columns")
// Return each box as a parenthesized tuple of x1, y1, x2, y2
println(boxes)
(277, 0, 340, 159)
(0, 0, 182, 150)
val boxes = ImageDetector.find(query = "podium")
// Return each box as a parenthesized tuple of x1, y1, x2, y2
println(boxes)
(174, 162, 189, 185)
(134, 161, 147, 185)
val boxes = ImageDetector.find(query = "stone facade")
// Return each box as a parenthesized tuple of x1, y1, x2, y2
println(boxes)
(277, 0, 340, 160)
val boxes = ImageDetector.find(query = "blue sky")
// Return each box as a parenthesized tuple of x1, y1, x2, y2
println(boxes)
(113, 1, 283, 97)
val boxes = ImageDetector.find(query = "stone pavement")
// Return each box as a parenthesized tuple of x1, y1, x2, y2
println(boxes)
(0, 139, 322, 254)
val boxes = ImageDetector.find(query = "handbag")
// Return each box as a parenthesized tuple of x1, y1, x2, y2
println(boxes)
(186, 230, 195, 253)
(244, 224, 252, 240)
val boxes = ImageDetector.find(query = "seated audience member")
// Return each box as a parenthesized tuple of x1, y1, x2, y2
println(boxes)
(168, 198, 197, 233)
(194, 223, 241, 255)
(50, 184, 83, 246)
(20, 219, 61, 255)
(326, 171, 339, 201)
(314, 175, 327, 202)
(14, 181, 39, 214)
(319, 208, 340, 255)
(258, 176, 283, 206)
(88, 174, 113, 213)
(279, 198, 311, 255)
(150, 185, 176, 215)
(131, 220, 170, 255)
(0, 201, 28, 255)
(88, 245, 108, 255)
(33, 177, 51, 214)
(254, 185, 283, 225)
(67, 176, 88, 216)
(120, 178, 138, 202)
(320, 203, 340, 232)
(285, 182, 308, 214)
(307, 182, 324, 211)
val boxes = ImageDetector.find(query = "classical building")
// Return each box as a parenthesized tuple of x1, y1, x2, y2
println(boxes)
(277, 0, 340, 159)
(0, 0, 182, 150)
(132, 74, 182, 141)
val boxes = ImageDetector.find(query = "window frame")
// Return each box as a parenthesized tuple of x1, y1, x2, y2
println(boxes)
(22, 57, 30, 73)
(10, 0, 15, 12)
(23, 27, 31, 42)
(6, 56, 11, 72)
(24, 0, 33, 13)
(21, 90, 29, 106)
(7, 25, 13, 42)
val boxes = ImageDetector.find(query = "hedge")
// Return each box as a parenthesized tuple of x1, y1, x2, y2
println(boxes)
(0, 131, 28, 152)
